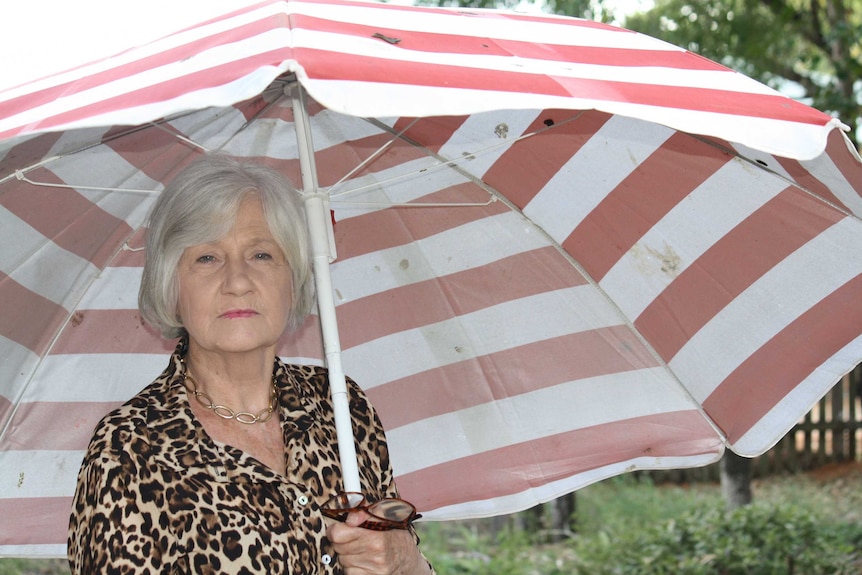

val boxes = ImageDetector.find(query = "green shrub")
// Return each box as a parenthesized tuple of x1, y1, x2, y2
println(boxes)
(575, 475, 722, 536)
(0, 558, 67, 575)
(418, 472, 862, 575)
(572, 501, 862, 574)
(419, 522, 580, 575)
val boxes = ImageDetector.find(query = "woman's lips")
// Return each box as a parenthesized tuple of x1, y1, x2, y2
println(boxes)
(221, 309, 257, 319)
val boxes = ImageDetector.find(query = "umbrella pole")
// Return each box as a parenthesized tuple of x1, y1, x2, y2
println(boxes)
(288, 81, 362, 494)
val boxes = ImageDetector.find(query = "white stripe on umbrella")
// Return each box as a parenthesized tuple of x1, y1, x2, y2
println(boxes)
(23, 354, 169, 404)
(1, 451, 88, 499)
(1, 217, 99, 306)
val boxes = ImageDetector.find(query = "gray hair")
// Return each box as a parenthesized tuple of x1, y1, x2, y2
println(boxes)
(139, 154, 315, 339)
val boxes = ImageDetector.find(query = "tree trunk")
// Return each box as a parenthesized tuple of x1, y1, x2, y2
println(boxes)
(512, 503, 543, 533)
(547, 493, 576, 541)
(720, 450, 752, 510)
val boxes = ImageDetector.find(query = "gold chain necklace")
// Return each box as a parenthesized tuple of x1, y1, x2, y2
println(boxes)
(184, 369, 278, 425)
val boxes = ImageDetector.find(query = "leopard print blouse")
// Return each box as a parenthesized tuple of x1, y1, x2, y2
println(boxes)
(68, 344, 431, 574)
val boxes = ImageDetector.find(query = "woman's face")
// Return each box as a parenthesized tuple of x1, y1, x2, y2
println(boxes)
(176, 194, 294, 357)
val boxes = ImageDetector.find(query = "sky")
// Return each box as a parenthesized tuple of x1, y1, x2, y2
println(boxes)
(600, 0, 655, 22)
(4, 0, 254, 89)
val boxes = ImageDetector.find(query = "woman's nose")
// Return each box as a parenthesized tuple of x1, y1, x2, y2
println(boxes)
(222, 258, 253, 293)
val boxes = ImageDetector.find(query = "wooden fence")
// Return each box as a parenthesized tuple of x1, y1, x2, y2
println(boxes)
(644, 363, 862, 484)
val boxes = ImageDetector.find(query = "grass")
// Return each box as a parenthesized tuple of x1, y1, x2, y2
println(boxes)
(3, 463, 860, 574)
(0, 560, 67, 575)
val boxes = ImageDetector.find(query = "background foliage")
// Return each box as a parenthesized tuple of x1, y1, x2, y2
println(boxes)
(416, 466, 862, 574)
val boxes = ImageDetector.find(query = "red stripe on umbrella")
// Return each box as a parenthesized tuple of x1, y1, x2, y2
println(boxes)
(396, 410, 722, 515)
(370, 325, 660, 431)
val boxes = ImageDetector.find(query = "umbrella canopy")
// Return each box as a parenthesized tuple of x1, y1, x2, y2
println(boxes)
(2, 0, 862, 557)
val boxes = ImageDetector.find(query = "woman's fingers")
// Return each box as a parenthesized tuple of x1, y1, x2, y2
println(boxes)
(327, 512, 422, 575)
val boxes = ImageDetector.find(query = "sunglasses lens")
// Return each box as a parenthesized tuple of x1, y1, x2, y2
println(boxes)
(367, 499, 415, 522)
(322, 493, 418, 530)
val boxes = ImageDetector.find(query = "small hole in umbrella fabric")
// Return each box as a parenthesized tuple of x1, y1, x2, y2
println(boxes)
(756, 159, 769, 167)
(544, 118, 555, 126)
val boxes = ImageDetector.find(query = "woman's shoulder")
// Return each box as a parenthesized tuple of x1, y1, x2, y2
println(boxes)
(282, 362, 368, 399)
(84, 373, 180, 459)
(284, 362, 329, 380)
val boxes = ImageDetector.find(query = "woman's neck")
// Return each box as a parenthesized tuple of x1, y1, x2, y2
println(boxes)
(184, 344, 277, 412)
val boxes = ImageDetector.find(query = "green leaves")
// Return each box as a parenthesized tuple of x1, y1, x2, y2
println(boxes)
(415, 470, 862, 575)
(574, 502, 862, 574)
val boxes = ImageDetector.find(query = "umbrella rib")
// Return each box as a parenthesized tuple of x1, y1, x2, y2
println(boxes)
(9, 117, 211, 194)
(327, 118, 424, 196)
(148, 122, 211, 153)
(324, 115, 581, 207)
(329, 198, 497, 208)
(12, 172, 158, 194)
(235, 93, 285, 133)
(1, 113, 207, 189)
(689, 133, 861, 221)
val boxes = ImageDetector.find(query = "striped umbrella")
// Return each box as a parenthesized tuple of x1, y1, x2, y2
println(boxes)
(2, 0, 861, 557)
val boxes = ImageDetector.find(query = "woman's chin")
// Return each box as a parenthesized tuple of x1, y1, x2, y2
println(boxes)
(190, 333, 281, 356)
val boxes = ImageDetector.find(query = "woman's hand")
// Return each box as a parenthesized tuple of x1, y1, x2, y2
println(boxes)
(327, 511, 432, 575)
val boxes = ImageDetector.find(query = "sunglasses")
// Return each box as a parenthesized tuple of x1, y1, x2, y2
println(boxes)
(320, 492, 422, 531)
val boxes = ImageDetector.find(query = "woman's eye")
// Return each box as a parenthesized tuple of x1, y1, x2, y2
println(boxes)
(195, 255, 216, 264)
(254, 252, 273, 261)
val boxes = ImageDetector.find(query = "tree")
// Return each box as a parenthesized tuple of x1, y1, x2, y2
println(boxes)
(720, 450, 753, 510)
(623, 0, 862, 148)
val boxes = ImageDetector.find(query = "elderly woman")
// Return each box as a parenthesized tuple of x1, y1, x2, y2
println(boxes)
(69, 155, 434, 574)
